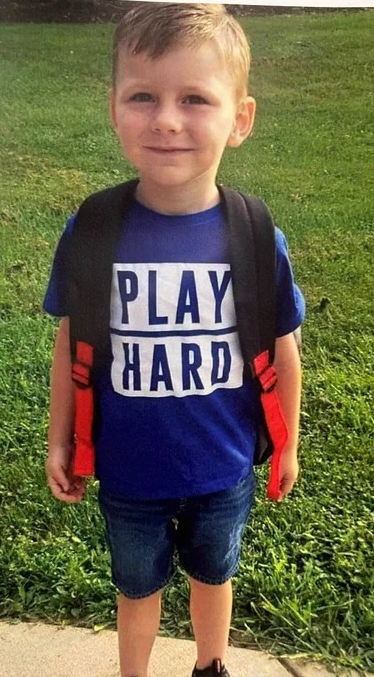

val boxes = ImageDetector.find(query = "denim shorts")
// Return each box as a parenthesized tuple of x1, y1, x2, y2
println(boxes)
(97, 470, 256, 599)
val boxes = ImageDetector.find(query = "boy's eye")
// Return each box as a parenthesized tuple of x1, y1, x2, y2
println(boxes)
(183, 94, 207, 104)
(129, 92, 154, 102)
(127, 92, 208, 104)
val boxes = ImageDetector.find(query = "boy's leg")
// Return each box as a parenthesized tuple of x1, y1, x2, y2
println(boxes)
(188, 576, 233, 670)
(177, 473, 256, 672)
(117, 589, 163, 677)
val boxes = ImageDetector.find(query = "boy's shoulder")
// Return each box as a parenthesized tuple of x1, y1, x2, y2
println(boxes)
(76, 180, 138, 221)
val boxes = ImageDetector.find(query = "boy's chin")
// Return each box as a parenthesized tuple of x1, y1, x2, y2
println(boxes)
(137, 169, 199, 189)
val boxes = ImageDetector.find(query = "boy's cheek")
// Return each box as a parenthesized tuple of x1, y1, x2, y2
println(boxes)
(117, 115, 144, 140)
(112, 119, 139, 152)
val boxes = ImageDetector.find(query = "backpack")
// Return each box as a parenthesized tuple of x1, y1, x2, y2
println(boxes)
(67, 179, 288, 500)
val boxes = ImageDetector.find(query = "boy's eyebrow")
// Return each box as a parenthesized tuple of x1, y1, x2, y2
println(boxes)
(119, 79, 217, 94)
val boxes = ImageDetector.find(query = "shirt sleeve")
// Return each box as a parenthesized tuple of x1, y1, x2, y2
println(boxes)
(275, 226, 305, 337)
(43, 215, 76, 317)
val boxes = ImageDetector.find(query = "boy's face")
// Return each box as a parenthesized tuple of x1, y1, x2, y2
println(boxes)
(110, 41, 255, 201)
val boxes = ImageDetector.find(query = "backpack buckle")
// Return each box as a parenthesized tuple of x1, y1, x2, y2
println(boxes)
(252, 351, 277, 393)
(72, 359, 91, 389)
(257, 364, 277, 393)
(72, 341, 94, 389)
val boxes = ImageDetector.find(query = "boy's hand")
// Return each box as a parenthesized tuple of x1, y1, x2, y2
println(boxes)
(46, 444, 86, 503)
(277, 447, 299, 500)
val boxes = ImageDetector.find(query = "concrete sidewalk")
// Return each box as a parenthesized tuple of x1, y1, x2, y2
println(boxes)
(0, 621, 365, 677)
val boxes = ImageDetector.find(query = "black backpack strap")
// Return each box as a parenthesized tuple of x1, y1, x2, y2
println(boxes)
(217, 185, 276, 374)
(67, 178, 139, 363)
(65, 178, 139, 476)
(218, 185, 285, 486)
(239, 192, 277, 364)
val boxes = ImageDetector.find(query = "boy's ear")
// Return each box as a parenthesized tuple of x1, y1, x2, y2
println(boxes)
(227, 96, 256, 148)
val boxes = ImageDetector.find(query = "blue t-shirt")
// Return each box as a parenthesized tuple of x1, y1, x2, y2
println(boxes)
(44, 198, 305, 499)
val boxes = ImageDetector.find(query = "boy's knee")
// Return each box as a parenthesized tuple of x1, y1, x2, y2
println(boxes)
(188, 576, 231, 589)
(118, 588, 164, 602)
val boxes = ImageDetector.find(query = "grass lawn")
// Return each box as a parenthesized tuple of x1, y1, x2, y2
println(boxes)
(1, 9, 374, 674)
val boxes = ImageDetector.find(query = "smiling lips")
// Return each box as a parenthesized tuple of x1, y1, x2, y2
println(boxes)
(145, 146, 192, 153)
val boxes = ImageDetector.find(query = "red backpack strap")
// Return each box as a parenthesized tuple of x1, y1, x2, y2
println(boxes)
(253, 350, 288, 500)
(71, 341, 95, 476)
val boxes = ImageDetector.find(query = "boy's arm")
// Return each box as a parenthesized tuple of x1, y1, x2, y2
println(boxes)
(273, 330, 302, 500)
(46, 317, 86, 503)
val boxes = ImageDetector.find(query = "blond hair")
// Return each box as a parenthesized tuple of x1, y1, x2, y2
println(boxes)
(112, 2, 250, 100)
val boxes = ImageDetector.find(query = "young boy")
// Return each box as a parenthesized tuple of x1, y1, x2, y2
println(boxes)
(44, 4, 304, 677)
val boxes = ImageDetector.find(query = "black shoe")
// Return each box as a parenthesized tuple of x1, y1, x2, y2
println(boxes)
(191, 658, 230, 677)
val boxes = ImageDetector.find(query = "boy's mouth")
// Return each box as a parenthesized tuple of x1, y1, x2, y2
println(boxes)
(145, 147, 192, 154)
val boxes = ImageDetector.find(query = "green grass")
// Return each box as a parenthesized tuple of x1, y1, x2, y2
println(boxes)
(1, 11, 374, 675)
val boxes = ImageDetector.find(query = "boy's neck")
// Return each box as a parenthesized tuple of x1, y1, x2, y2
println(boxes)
(135, 179, 221, 216)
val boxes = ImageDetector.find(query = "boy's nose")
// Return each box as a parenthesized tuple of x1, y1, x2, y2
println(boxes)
(151, 103, 183, 134)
